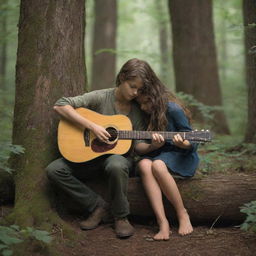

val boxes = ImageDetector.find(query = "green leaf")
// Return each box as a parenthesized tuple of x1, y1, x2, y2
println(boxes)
(2, 249, 13, 256)
(0, 232, 23, 245)
(33, 230, 52, 244)
(240, 201, 256, 233)
(240, 223, 249, 231)
(9, 225, 20, 232)
(0, 227, 23, 245)
(0, 244, 8, 250)
(25, 227, 33, 233)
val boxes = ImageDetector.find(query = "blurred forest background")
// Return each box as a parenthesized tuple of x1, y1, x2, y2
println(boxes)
(0, 0, 255, 255)
(0, 0, 247, 144)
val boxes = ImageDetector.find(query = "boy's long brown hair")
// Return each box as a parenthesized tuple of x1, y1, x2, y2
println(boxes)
(116, 58, 191, 131)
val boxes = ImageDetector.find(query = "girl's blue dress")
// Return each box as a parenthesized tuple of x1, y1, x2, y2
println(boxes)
(142, 102, 199, 177)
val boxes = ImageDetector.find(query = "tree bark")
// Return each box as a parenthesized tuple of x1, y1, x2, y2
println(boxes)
(155, 0, 170, 85)
(243, 0, 256, 143)
(91, 0, 117, 90)
(168, 0, 230, 134)
(9, 0, 86, 230)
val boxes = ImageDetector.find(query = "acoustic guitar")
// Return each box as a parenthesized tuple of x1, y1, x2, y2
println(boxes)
(58, 108, 212, 163)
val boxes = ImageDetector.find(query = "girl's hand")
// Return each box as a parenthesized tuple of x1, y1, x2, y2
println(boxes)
(173, 133, 191, 149)
(151, 133, 165, 150)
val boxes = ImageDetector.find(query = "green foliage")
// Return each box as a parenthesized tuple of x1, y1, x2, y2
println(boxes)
(0, 143, 24, 173)
(177, 92, 222, 122)
(197, 135, 256, 175)
(240, 201, 256, 233)
(0, 226, 22, 256)
(198, 138, 228, 175)
(0, 225, 52, 256)
(18, 227, 52, 244)
(0, 90, 24, 174)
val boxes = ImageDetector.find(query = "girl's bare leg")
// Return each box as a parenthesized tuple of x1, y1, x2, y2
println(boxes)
(152, 160, 193, 236)
(138, 159, 170, 240)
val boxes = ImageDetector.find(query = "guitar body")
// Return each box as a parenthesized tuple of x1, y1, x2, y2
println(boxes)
(58, 108, 132, 163)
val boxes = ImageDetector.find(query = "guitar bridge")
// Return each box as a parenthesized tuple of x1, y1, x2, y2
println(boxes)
(84, 129, 90, 147)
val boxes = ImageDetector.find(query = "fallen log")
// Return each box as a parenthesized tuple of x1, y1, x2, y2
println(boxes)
(87, 173, 256, 225)
(1, 170, 255, 225)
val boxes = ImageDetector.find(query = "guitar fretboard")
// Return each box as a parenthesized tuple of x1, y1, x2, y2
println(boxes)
(117, 130, 207, 141)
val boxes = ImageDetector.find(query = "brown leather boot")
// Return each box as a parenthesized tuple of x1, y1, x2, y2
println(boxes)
(115, 217, 134, 238)
(80, 204, 108, 230)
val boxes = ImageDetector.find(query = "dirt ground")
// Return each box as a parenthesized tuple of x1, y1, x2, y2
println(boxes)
(1, 206, 256, 256)
(54, 218, 256, 256)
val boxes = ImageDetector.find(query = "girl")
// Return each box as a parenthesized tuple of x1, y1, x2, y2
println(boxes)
(134, 62, 199, 241)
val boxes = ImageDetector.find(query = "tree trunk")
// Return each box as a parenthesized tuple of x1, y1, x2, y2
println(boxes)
(168, 0, 230, 134)
(155, 0, 170, 85)
(243, 0, 256, 143)
(9, 0, 86, 231)
(91, 0, 117, 90)
(86, 173, 256, 224)
(0, 0, 7, 90)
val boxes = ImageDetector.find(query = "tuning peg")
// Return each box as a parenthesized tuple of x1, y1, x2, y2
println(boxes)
(201, 129, 205, 131)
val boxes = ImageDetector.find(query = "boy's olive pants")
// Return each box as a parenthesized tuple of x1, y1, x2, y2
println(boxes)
(46, 155, 132, 218)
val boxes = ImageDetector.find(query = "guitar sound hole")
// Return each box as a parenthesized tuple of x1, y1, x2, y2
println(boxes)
(106, 127, 118, 142)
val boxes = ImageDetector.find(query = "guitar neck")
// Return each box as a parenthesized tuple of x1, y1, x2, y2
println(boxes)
(118, 131, 192, 140)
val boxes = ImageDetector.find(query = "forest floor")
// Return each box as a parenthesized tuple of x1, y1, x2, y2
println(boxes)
(1, 204, 256, 256)
(51, 216, 256, 256)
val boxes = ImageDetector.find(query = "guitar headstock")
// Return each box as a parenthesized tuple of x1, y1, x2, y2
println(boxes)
(187, 129, 213, 143)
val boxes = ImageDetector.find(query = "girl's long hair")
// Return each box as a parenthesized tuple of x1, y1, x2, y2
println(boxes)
(116, 58, 191, 131)
(140, 83, 191, 131)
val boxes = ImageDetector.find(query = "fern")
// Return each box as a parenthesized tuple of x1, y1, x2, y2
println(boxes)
(240, 201, 256, 233)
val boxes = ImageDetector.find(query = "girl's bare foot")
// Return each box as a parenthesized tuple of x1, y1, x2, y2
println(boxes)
(153, 219, 171, 241)
(178, 209, 193, 236)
